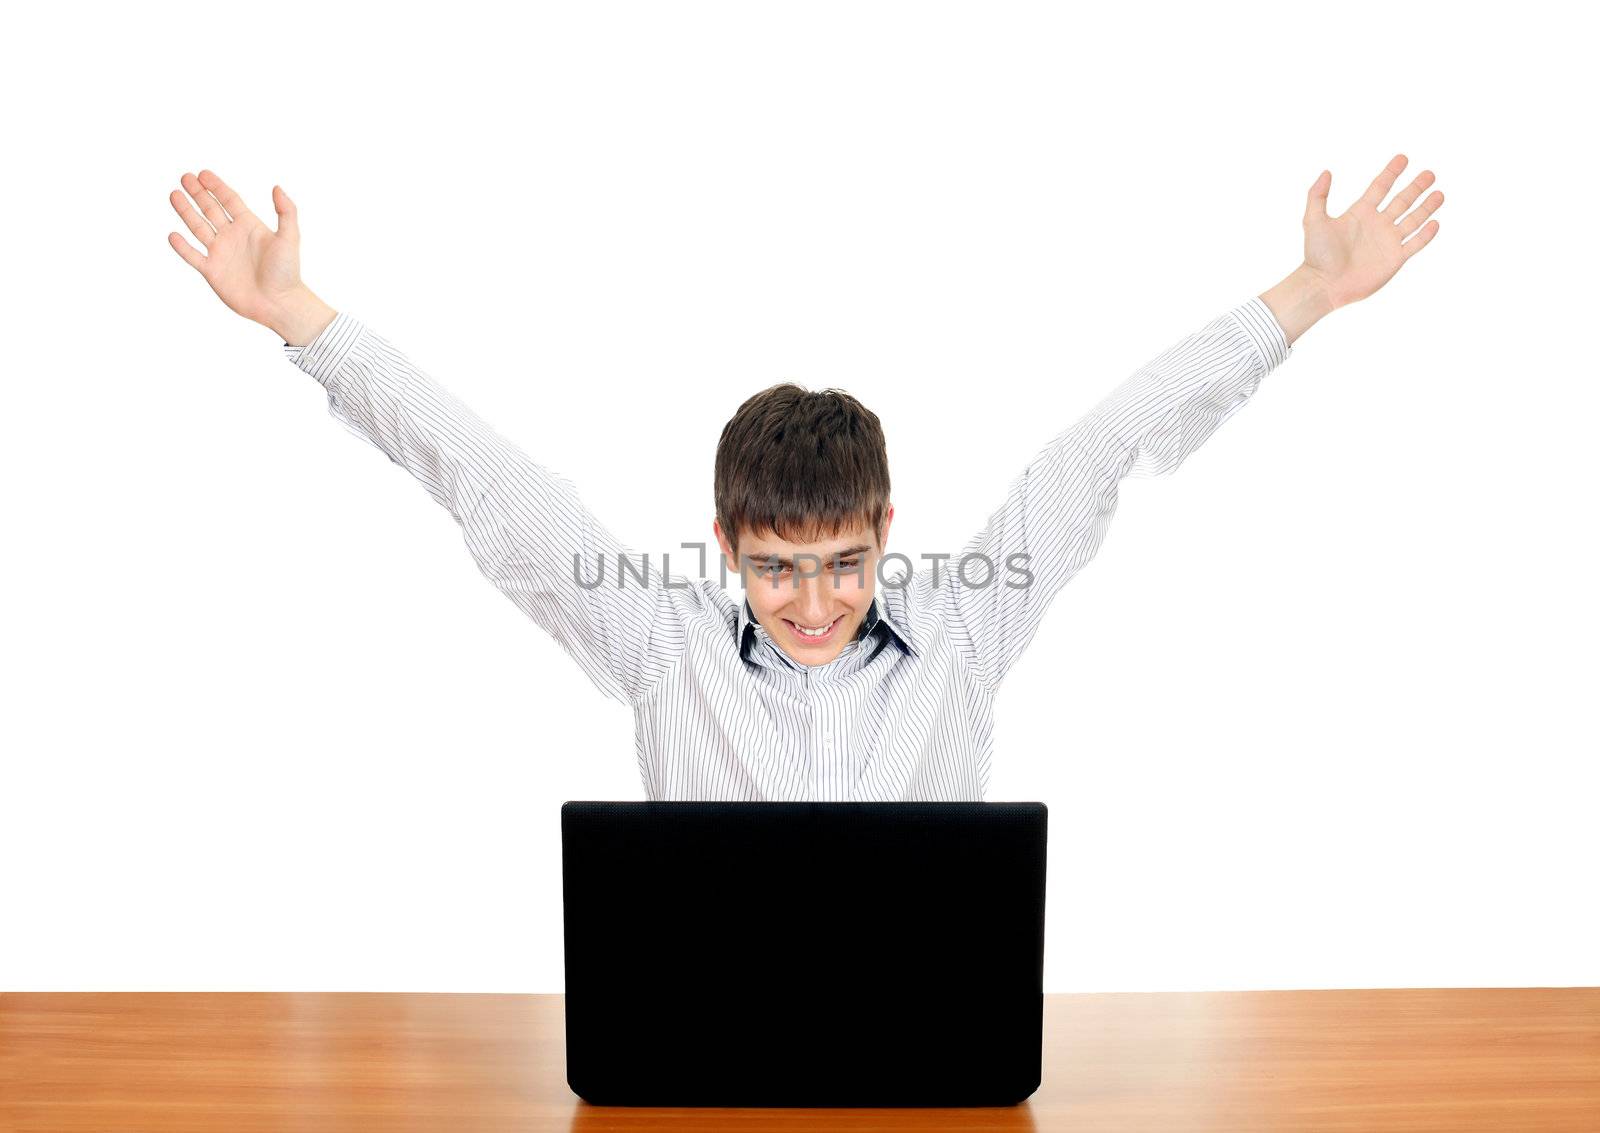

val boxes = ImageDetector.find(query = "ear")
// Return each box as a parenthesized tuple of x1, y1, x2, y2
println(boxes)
(878, 504, 894, 551)
(712, 519, 737, 571)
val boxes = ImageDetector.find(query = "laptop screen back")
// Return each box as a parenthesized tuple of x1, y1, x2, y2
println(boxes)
(561, 801, 1047, 1106)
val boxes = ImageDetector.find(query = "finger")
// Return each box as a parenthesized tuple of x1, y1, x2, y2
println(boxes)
(1381, 169, 1435, 220)
(169, 186, 216, 247)
(168, 231, 208, 274)
(1397, 190, 1444, 239)
(198, 169, 254, 223)
(1400, 219, 1439, 261)
(1304, 169, 1331, 225)
(181, 171, 230, 230)
(272, 184, 300, 244)
(1360, 153, 1408, 210)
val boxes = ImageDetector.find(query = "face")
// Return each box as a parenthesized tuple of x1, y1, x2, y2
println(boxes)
(714, 507, 894, 667)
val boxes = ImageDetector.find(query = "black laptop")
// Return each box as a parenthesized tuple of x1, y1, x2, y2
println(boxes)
(560, 801, 1047, 1107)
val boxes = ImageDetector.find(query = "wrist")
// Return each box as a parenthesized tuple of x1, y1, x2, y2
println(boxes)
(1258, 263, 1335, 348)
(268, 287, 338, 347)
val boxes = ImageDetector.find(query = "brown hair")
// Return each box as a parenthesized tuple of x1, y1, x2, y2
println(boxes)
(715, 381, 891, 557)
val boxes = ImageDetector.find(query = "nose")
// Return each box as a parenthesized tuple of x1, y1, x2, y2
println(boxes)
(793, 573, 835, 626)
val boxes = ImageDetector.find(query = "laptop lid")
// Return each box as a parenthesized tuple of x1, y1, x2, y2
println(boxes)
(561, 801, 1047, 1106)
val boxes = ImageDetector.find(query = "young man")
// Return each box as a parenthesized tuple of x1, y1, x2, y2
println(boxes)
(167, 158, 1443, 801)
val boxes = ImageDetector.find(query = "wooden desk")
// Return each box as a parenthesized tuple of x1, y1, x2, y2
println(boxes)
(2, 989, 1595, 1131)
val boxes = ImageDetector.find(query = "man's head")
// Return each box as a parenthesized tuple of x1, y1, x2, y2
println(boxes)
(712, 381, 893, 667)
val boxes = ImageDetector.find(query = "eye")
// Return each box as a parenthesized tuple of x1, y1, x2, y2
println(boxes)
(832, 558, 861, 570)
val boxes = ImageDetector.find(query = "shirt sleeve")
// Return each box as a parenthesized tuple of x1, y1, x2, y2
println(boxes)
(284, 312, 701, 708)
(914, 295, 1293, 695)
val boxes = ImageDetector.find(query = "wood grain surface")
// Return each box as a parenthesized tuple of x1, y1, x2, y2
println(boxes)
(2, 989, 1596, 1131)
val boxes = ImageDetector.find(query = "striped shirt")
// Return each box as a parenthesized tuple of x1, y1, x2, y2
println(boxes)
(285, 297, 1292, 800)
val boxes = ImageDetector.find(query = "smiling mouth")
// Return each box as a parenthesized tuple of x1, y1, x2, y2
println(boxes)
(783, 615, 844, 644)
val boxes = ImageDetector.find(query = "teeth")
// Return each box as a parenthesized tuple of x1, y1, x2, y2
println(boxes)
(795, 620, 835, 636)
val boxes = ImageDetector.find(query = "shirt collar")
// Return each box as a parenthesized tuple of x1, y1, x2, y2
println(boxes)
(737, 592, 917, 666)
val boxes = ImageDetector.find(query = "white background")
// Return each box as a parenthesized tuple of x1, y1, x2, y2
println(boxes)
(3, 1, 1594, 994)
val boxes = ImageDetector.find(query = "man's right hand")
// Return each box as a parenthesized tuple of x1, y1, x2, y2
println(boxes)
(167, 170, 336, 347)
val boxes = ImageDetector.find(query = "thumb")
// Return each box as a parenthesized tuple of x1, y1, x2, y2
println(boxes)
(1304, 169, 1330, 225)
(273, 184, 300, 243)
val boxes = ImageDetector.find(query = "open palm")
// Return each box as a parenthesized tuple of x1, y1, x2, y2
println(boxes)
(167, 170, 305, 327)
(1303, 154, 1444, 310)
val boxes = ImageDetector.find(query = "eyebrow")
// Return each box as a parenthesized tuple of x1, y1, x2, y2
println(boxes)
(745, 544, 872, 568)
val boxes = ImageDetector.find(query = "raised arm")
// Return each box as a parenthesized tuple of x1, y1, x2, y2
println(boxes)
(167, 170, 701, 707)
(919, 297, 1293, 693)
(918, 155, 1445, 694)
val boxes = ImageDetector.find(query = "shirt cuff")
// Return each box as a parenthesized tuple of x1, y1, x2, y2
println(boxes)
(1224, 295, 1293, 372)
(282, 310, 364, 388)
